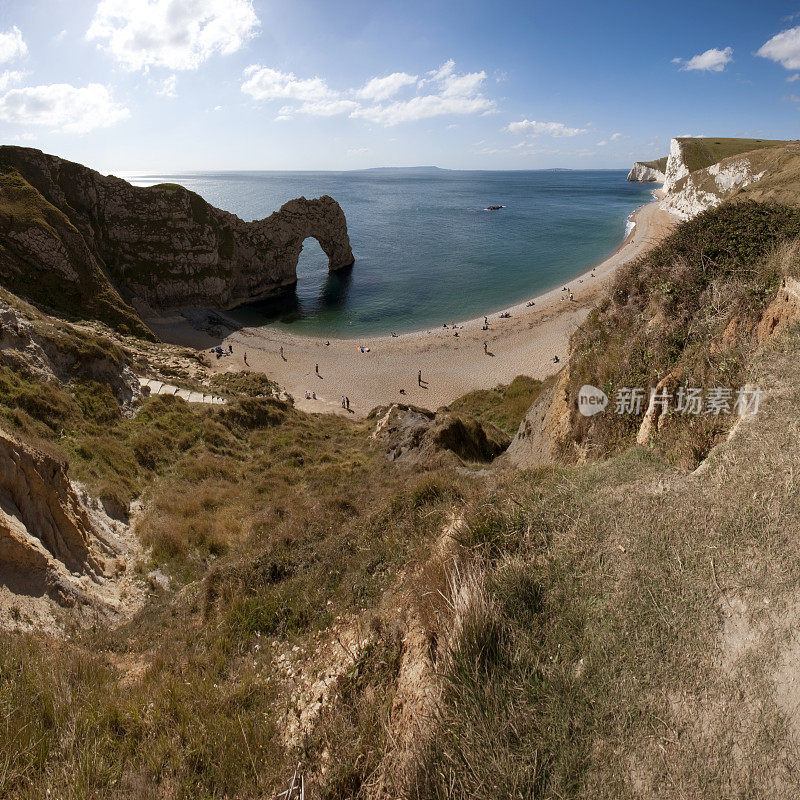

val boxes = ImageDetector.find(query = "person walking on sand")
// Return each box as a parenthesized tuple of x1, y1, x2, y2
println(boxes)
(345, 397, 350, 411)
(243, 353, 248, 366)
(280, 345, 284, 359)
(418, 370, 422, 386)
(315, 363, 320, 377)
(341, 396, 346, 408)
(484, 341, 488, 354)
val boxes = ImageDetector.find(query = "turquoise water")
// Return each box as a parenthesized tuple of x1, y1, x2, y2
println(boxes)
(125, 169, 653, 338)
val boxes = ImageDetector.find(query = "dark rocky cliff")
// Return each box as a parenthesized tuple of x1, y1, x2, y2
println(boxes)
(0, 146, 354, 334)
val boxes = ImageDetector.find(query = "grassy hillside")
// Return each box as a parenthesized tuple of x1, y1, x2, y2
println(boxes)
(4, 196, 800, 798)
(638, 156, 668, 172)
(677, 137, 790, 174)
(567, 200, 800, 464)
(0, 167, 152, 338)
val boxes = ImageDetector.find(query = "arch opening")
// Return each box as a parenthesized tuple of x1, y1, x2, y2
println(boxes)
(295, 237, 330, 310)
(232, 236, 354, 327)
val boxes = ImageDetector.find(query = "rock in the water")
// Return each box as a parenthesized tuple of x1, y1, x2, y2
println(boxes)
(0, 146, 355, 331)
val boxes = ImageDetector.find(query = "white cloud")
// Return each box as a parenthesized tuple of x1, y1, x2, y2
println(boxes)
(157, 74, 177, 98)
(242, 66, 335, 102)
(86, 0, 260, 71)
(675, 46, 733, 72)
(242, 59, 496, 126)
(597, 140, 608, 146)
(610, 132, 623, 141)
(505, 119, 588, 137)
(0, 83, 130, 133)
(213, 104, 222, 111)
(0, 26, 27, 64)
(356, 72, 417, 101)
(424, 59, 456, 84)
(351, 61, 494, 125)
(297, 99, 359, 116)
(788, 73, 800, 82)
(347, 146, 369, 155)
(758, 26, 800, 70)
(54, 30, 68, 42)
(0, 70, 23, 92)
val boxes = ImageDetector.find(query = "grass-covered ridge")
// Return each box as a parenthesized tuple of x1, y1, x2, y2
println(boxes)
(637, 156, 668, 172)
(566, 200, 800, 464)
(447, 375, 545, 435)
(676, 137, 790, 175)
(0, 166, 152, 338)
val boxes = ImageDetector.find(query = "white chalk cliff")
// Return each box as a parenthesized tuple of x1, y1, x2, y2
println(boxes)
(626, 163, 665, 183)
(659, 140, 767, 221)
(628, 138, 792, 222)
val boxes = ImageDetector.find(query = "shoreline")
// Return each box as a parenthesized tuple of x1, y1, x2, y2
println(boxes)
(148, 199, 675, 418)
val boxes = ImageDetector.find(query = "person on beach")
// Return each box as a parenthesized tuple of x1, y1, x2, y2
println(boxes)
(341, 396, 346, 408)
(315, 363, 320, 376)
(484, 341, 488, 354)
(553, 355, 560, 363)
(418, 370, 423, 386)
(228, 344, 232, 354)
(484, 316, 488, 325)
(280, 346, 284, 359)
(243, 352, 248, 365)
(346, 397, 350, 411)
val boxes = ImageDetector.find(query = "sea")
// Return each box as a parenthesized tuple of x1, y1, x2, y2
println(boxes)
(123, 168, 654, 338)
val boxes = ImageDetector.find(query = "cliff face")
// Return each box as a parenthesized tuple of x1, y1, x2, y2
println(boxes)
(655, 137, 800, 220)
(626, 159, 666, 183)
(659, 152, 767, 220)
(0, 147, 354, 330)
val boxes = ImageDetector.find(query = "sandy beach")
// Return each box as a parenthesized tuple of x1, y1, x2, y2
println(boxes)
(149, 200, 675, 418)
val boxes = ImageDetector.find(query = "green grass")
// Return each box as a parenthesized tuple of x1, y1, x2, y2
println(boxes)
(0, 324, 472, 796)
(0, 165, 153, 338)
(677, 137, 789, 175)
(414, 333, 800, 796)
(567, 201, 800, 463)
(448, 375, 545, 435)
(638, 156, 668, 172)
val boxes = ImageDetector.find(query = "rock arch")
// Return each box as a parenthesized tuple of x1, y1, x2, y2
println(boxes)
(0, 147, 356, 323)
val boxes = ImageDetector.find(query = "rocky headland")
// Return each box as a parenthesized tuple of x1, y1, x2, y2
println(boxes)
(628, 137, 800, 221)
(626, 157, 667, 183)
(0, 146, 354, 333)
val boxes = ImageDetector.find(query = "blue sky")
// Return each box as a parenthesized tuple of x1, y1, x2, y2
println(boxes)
(1, 1, 800, 172)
